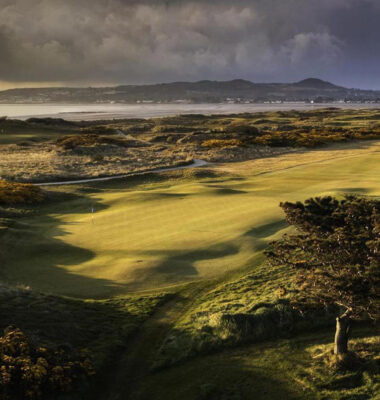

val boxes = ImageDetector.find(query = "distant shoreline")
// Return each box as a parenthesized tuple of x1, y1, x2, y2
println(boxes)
(1, 102, 380, 121)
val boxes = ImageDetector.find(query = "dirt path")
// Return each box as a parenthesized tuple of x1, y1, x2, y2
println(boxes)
(94, 281, 215, 400)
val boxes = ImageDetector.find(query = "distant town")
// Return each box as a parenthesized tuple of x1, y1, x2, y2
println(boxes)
(1, 78, 380, 104)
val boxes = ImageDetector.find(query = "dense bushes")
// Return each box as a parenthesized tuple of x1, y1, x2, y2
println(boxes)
(0, 327, 94, 400)
(0, 181, 45, 205)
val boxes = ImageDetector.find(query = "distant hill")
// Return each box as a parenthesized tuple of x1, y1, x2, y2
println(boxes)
(0, 78, 379, 104)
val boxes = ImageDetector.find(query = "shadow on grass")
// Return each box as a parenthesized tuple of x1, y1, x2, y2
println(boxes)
(203, 186, 248, 195)
(1, 179, 288, 298)
(295, 138, 379, 154)
(79, 167, 226, 193)
(135, 349, 304, 400)
(124, 242, 240, 290)
(244, 219, 288, 239)
(124, 218, 289, 291)
(338, 187, 370, 194)
(0, 190, 128, 298)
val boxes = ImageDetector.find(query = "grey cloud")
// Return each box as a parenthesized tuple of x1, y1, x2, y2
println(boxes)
(0, 0, 379, 88)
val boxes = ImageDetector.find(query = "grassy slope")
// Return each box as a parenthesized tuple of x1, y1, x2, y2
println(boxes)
(0, 120, 75, 144)
(136, 330, 380, 400)
(1, 140, 379, 298)
(0, 282, 173, 398)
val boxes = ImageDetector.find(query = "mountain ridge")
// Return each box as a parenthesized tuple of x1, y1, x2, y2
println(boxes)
(0, 78, 379, 103)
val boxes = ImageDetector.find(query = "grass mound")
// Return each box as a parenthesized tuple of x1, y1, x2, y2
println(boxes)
(0, 180, 44, 205)
(56, 134, 127, 150)
(153, 262, 337, 368)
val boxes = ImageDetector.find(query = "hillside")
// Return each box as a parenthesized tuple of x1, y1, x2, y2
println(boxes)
(1, 78, 380, 104)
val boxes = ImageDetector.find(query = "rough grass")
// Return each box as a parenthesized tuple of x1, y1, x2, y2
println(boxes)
(0, 142, 191, 183)
(56, 134, 128, 149)
(0, 283, 172, 373)
(201, 139, 244, 148)
(152, 261, 337, 368)
(135, 330, 380, 400)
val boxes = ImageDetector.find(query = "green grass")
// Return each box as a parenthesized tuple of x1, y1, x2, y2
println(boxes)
(1, 141, 379, 298)
(0, 120, 75, 144)
(135, 330, 380, 400)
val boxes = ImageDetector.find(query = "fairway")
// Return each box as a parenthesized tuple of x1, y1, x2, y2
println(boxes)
(2, 141, 380, 298)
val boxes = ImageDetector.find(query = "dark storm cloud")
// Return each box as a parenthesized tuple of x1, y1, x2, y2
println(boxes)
(0, 0, 379, 88)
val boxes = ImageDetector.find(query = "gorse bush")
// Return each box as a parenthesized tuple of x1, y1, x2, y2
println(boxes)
(0, 327, 95, 400)
(0, 180, 45, 205)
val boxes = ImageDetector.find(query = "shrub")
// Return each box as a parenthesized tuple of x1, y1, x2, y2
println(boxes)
(225, 123, 259, 135)
(91, 153, 104, 163)
(201, 139, 244, 148)
(0, 327, 94, 400)
(0, 181, 45, 205)
(152, 125, 194, 134)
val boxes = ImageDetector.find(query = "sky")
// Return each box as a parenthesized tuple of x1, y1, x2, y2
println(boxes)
(0, 0, 379, 90)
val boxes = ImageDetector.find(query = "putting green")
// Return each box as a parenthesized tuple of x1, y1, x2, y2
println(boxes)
(2, 141, 380, 298)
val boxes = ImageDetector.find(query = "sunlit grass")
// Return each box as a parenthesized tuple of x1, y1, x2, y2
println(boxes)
(1, 140, 379, 298)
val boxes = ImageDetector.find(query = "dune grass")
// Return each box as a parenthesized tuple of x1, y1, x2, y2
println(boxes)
(0, 140, 379, 298)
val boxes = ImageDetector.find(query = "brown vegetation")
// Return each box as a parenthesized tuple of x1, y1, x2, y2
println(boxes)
(0, 327, 94, 400)
(201, 139, 244, 148)
(252, 126, 380, 148)
(0, 180, 44, 205)
(2, 108, 380, 182)
(56, 134, 127, 150)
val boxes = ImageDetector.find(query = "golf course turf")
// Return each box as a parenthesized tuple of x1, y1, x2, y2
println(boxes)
(1, 139, 379, 298)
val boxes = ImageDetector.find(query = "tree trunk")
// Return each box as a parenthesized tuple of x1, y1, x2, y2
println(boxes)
(334, 310, 351, 355)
